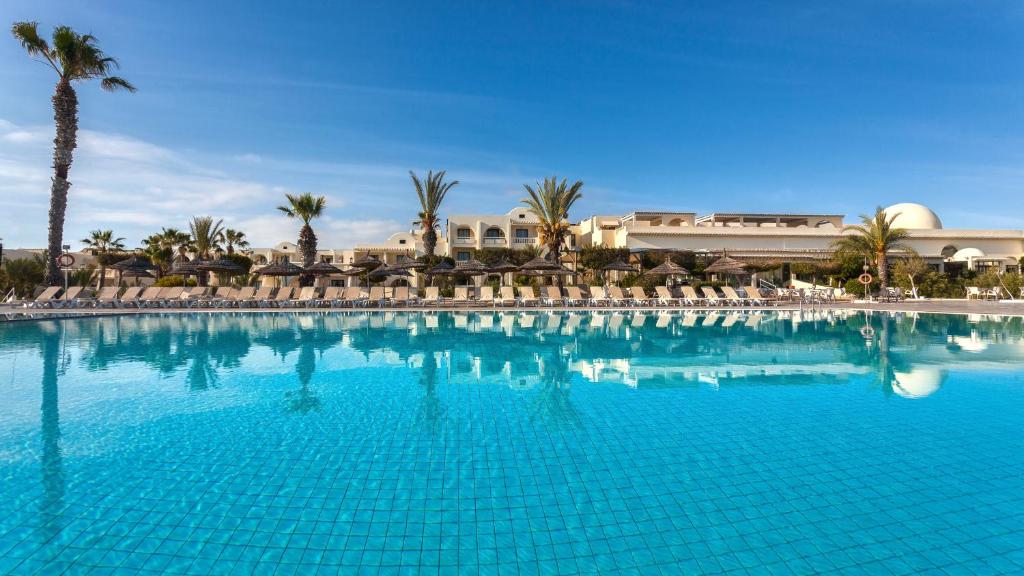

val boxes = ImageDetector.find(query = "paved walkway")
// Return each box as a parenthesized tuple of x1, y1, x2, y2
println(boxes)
(3, 299, 1023, 320)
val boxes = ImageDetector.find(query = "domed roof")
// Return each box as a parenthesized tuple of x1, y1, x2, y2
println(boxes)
(892, 367, 943, 399)
(952, 247, 985, 262)
(883, 203, 942, 229)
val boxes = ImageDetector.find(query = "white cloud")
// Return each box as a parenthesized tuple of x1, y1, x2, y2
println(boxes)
(0, 117, 532, 250)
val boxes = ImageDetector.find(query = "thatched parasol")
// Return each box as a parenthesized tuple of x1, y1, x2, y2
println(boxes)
(704, 255, 749, 275)
(647, 259, 691, 276)
(302, 262, 343, 276)
(520, 255, 560, 271)
(110, 255, 155, 271)
(111, 255, 156, 286)
(602, 259, 636, 272)
(369, 265, 412, 279)
(196, 258, 245, 274)
(256, 261, 305, 276)
(396, 259, 427, 271)
(453, 258, 488, 276)
(489, 258, 519, 286)
(351, 255, 383, 270)
(601, 259, 637, 286)
(427, 260, 456, 275)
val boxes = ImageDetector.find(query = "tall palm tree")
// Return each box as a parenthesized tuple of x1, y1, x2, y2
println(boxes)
(410, 170, 458, 257)
(521, 176, 584, 263)
(277, 193, 325, 267)
(832, 207, 913, 291)
(11, 22, 134, 285)
(189, 217, 224, 260)
(222, 229, 249, 255)
(80, 229, 124, 288)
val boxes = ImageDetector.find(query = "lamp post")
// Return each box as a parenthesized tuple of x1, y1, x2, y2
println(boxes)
(61, 244, 71, 299)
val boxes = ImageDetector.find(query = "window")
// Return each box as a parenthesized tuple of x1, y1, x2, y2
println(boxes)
(515, 229, 529, 238)
(457, 228, 472, 239)
(399, 239, 406, 244)
(396, 255, 406, 263)
(518, 214, 526, 219)
(320, 256, 333, 263)
(456, 251, 470, 261)
(484, 228, 504, 238)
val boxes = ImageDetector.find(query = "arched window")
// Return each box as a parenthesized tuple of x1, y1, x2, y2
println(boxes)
(941, 245, 958, 259)
(484, 227, 505, 238)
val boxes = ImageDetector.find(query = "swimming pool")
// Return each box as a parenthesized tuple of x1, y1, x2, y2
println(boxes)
(0, 311, 1022, 575)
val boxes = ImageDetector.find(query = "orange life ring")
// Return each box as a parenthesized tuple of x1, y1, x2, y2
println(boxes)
(858, 273, 873, 284)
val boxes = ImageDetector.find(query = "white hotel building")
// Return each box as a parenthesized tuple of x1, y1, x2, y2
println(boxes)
(251, 202, 1023, 284)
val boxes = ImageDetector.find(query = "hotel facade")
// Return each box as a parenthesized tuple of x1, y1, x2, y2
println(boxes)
(250, 202, 1023, 285)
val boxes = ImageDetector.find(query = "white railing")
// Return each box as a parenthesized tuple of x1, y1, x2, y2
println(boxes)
(453, 237, 475, 246)
(1, 288, 15, 304)
(482, 237, 506, 246)
(512, 237, 538, 245)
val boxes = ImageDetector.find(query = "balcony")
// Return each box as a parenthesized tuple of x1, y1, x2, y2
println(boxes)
(453, 237, 476, 246)
(482, 237, 507, 246)
(512, 237, 538, 246)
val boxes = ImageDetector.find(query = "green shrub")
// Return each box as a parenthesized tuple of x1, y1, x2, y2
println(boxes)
(844, 278, 878, 298)
(153, 275, 197, 287)
(2, 256, 45, 297)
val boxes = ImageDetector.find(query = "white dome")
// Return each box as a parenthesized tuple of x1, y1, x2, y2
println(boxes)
(883, 203, 942, 229)
(952, 247, 985, 262)
(892, 367, 943, 399)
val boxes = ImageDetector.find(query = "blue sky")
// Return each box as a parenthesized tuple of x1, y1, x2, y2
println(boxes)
(2, 1, 1023, 248)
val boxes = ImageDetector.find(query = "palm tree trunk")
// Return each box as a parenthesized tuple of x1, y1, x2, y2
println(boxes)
(98, 264, 106, 289)
(877, 251, 888, 291)
(299, 224, 317, 267)
(423, 227, 437, 257)
(46, 79, 79, 286)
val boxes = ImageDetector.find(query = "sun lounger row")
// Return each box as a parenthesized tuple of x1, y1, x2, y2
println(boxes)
(21, 284, 779, 309)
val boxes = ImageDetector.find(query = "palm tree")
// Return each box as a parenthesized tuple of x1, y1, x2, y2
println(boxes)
(189, 217, 224, 259)
(222, 229, 249, 255)
(141, 234, 172, 278)
(832, 207, 913, 291)
(80, 229, 124, 288)
(521, 176, 584, 263)
(11, 22, 134, 285)
(410, 170, 458, 257)
(277, 193, 325, 267)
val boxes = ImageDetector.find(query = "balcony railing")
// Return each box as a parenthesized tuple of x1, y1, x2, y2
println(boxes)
(453, 237, 476, 246)
(482, 237, 507, 246)
(512, 237, 538, 245)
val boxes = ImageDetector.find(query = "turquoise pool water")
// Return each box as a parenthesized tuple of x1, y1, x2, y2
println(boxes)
(0, 311, 1022, 575)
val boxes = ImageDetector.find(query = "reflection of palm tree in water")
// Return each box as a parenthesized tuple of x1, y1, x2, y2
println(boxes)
(39, 325, 65, 543)
(286, 338, 321, 414)
(531, 345, 581, 427)
(415, 351, 444, 428)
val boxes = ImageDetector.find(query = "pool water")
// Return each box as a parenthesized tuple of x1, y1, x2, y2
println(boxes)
(0, 311, 1022, 575)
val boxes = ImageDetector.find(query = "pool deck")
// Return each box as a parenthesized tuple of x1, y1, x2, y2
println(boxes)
(3, 298, 1023, 320)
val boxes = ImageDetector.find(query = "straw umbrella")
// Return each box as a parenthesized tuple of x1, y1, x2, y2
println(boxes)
(301, 261, 343, 288)
(368, 265, 412, 289)
(646, 258, 691, 287)
(111, 255, 156, 286)
(119, 267, 154, 286)
(453, 258, 488, 288)
(350, 255, 384, 288)
(602, 259, 636, 287)
(196, 257, 246, 287)
(704, 254, 749, 285)
(256, 261, 305, 288)
(489, 259, 519, 287)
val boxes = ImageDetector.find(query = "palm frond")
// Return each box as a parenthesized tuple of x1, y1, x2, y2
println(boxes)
(101, 76, 136, 92)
